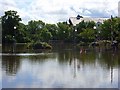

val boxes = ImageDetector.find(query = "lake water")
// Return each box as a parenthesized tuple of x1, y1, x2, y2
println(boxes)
(1, 43, 119, 88)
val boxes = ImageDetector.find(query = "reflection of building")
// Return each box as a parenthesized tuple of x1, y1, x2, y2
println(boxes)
(118, 1, 120, 17)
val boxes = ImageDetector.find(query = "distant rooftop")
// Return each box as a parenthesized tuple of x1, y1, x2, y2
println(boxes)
(69, 17, 109, 26)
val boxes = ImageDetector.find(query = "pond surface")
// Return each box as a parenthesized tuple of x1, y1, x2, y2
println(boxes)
(1, 43, 119, 88)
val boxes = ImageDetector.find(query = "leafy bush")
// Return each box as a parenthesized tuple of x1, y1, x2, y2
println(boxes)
(27, 42, 52, 49)
(77, 41, 89, 46)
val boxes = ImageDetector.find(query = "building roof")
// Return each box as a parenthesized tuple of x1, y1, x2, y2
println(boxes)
(69, 17, 109, 26)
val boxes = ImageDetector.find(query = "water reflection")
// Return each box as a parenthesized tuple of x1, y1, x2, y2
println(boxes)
(2, 56, 21, 75)
(2, 44, 119, 88)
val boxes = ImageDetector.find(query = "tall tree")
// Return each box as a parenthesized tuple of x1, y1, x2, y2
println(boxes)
(2, 10, 21, 43)
(57, 22, 72, 41)
(100, 17, 120, 41)
(40, 27, 52, 42)
(45, 24, 58, 40)
(79, 28, 95, 42)
(27, 20, 45, 42)
(100, 19, 111, 40)
(17, 23, 30, 43)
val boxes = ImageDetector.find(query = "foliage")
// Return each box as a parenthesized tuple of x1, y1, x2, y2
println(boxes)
(101, 17, 120, 42)
(79, 28, 95, 42)
(45, 24, 58, 40)
(1, 10, 120, 48)
(2, 10, 21, 43)
(76, 20, 95, 34)
(57, 22, 72, 41)
(76, 21, 95, 43)
(27, 42, 52, 49)
(77, 41, 89, 46)
(100, 19, 112, 40)
(17, 23, 30, 43)
(26, 20, 45, 42)
(40, 27, 52, 42)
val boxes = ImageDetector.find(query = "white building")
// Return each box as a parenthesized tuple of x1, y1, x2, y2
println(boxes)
(69, 16, 108, 27)
(69, 17, 108, 26)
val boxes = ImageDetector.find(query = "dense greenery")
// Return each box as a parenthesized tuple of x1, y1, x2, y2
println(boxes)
(27, 42, 52, 49)
(2, 10, 21, 43)
(1, 10, 120, 48)
(101, 16, 120, 42)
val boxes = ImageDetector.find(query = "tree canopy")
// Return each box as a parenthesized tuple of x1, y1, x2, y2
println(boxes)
(2, 10, 21, 43)
(1, 10, 120, 46)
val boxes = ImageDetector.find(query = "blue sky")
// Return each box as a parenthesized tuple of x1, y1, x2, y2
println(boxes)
(0, 0, 120, 24)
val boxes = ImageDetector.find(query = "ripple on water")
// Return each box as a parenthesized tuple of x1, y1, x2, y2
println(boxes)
(1, 53, 52, 56)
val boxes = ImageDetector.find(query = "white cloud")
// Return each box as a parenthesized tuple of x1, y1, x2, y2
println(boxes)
(2, 58, 118, 88)
(0, 0, 120, 24)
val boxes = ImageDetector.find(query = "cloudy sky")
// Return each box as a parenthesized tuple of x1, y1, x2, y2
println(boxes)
(0, 0, 120, 24)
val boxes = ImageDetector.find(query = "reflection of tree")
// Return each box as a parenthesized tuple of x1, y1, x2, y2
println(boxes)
(2, 44, 13, 53)
(97, 51, 119, 84)
(57, 49, 118, 68)
(2, 44, 27, 53)
(57, 50, 78, 78)
(99, 51, 118, 69)
(78, 52, 96, 64)
(57, 49, 119, 79)
(110, 63, 113, 83)
(73, 58, 77, 78)
(2, 56, 21, 75)
(57, 49, 96, 77)
(57, 51, 72, 64)
(28, 53, 56, 63)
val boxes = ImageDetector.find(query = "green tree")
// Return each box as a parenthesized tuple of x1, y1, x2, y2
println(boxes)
(17, 23, 30, 43)
(2, 10, 21, 43)
(79, 28, 95, 42)
(76, 21, 95, 33)
(101, 17, 120, 41)
(40, 27, 52, 42)
(45, 24, 58, 40)
(86, 21, 95, 28)
(27, 20, 45, 42)
(115, 18, 120, 42)
(100, 20, 111, 40)
(111, 17, 120, 42)
(76, 20, 86, 34)
(57, 22, 72, 41)
(76, 21, 95, 42)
